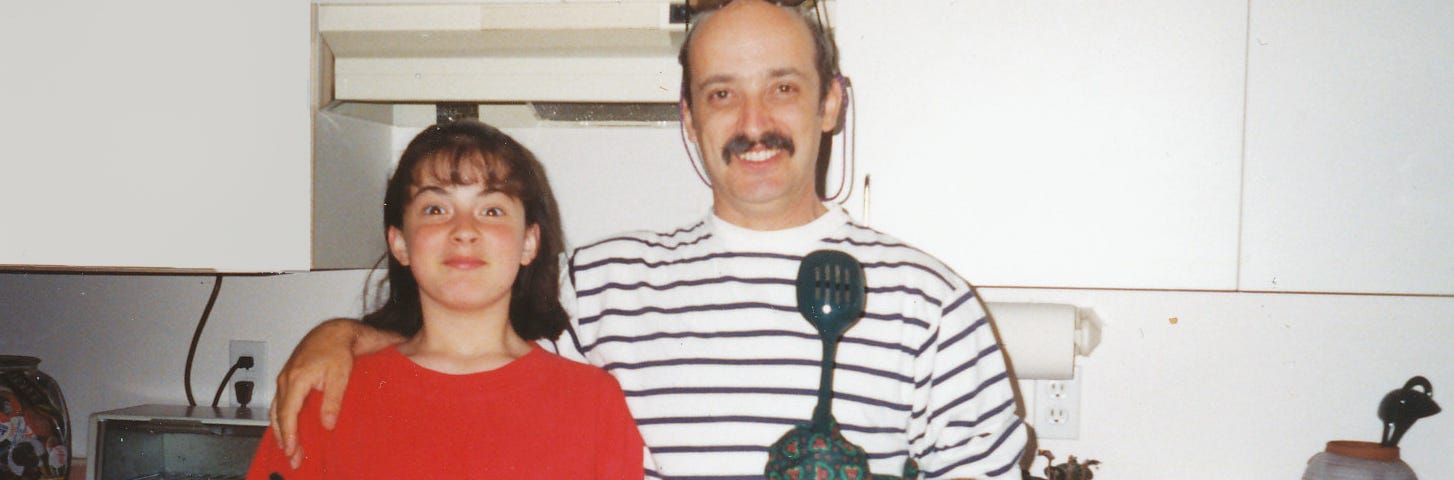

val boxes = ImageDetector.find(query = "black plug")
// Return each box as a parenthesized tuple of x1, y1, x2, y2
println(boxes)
(235, 380, 255, 408)
(233, 356, 256, 408)
(213, 355, 258, 408)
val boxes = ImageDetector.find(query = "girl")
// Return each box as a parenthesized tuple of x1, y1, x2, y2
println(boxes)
(248, 120, 644, 479)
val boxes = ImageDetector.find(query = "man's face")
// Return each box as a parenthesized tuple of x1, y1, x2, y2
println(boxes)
(681, 0, 843, 229)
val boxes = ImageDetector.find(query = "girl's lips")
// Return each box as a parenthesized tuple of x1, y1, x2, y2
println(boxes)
(443, 256, 486, 269)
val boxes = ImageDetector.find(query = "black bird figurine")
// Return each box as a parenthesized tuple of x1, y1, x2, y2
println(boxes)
(1378, 376, 1440, 447)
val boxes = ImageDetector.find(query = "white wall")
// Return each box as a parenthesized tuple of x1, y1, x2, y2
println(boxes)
(3, 272, 1450, 478)
(983, 287, 1453, 477)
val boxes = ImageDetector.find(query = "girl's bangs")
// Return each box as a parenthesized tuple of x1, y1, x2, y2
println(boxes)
(411, 146, 523, 198)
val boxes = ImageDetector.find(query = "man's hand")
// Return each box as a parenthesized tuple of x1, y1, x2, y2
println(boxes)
(268, 318, 403, 468)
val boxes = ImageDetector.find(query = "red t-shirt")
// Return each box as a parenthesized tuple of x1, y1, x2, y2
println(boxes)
(248, 346, 644, 479)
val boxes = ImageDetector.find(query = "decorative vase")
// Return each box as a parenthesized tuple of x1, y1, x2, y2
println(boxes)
(1301, 440, 1416, 480)
(0, 356, 71, 480)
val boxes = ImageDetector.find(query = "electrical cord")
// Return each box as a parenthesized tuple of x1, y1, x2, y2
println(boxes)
(212, 356, 254, 408)
(183, 274, 224, 407)
(824, 77, 856, 204)
(679, 118, 714, 189)
(809, 1, 860, 206)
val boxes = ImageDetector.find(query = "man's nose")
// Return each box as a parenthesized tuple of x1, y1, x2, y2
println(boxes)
(737, 94, 771, 137)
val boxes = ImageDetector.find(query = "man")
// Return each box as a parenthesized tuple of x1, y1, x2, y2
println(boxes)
(272, 1, 1028, 477)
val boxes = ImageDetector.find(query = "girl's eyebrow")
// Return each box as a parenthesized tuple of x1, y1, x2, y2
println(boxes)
(409, 185, 449, 199)
(410, 184, 508, 199)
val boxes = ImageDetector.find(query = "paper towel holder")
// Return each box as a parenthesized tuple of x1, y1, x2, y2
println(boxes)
(1073, 307, 1102, 357)
(985, 302, 1102, 380)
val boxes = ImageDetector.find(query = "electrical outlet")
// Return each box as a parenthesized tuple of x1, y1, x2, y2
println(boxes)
(228, 340, 267, 407)
(1033, 366, 1082, 439)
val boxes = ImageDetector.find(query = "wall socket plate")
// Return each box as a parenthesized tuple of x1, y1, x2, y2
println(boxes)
(228, 340, 267, 407)
(1033, 366, 1082, 439)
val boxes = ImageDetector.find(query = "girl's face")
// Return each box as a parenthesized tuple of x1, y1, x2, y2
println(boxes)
(386, 161, 539, 316)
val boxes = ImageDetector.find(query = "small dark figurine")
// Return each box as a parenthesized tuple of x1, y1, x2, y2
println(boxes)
(1378, 375, 1441, 447)
(1022, 450, 1100, 480)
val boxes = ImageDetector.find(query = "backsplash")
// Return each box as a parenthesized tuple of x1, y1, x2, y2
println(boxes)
(3, 271, 1450, 479)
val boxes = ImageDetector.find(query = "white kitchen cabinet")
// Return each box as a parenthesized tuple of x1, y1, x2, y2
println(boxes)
(836, 1, 1247, 290)
(1241, 0, 1454, 295)
(0, 1, 313, 272)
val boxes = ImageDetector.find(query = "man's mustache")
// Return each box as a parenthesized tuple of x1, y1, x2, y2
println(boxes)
(721, 132, 795, 164)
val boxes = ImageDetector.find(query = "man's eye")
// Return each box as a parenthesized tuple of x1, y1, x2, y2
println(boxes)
(422, 205, 445, 215)
(483, 207, 505, 217)
(709, 89, 731, 100)
(774, 83, 796, 94)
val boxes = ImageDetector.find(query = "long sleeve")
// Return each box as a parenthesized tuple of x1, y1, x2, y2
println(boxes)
(908, 288, 1028, 479)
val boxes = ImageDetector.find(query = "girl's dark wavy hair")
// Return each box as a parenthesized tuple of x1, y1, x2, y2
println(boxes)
(361, 120, 568, 341)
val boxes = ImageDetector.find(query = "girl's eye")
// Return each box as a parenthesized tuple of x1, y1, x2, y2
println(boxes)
(483, 207, 505, 217)
(422, 205, 445, 215)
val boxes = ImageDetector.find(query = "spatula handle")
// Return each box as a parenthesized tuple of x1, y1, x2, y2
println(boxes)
(811, 338, 839, 434)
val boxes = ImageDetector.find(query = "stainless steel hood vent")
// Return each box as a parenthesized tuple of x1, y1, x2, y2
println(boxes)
(433, 102, 681, 126)
(532, 102, 681, 124)
(317, 3, 687, 126)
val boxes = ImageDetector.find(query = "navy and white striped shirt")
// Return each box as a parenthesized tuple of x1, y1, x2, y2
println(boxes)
(550, 206, 1027, 479)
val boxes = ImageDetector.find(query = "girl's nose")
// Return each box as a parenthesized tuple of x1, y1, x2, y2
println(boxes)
(450, 217, 481, 243)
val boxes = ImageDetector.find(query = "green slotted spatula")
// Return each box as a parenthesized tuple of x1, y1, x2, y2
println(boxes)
(765, 249, 878, 480)
(796, 249, 867, 434)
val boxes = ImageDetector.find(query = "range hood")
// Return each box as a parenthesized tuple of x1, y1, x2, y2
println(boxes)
(317, 2, 688, 125)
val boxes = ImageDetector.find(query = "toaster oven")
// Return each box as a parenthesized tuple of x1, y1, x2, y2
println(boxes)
(86, 404, 267, 480)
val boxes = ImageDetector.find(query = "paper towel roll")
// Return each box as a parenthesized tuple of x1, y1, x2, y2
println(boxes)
(985, 302, 1092, 380)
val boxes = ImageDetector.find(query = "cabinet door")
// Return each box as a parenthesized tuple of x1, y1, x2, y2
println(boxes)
(1242, 0, 1454, 295)
(0, 1, 311, 272)
(837, 1, 1246, 289)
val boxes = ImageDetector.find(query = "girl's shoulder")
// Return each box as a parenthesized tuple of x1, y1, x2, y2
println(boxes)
(351, 345, 411, 376)
(531, 348, 622, 390)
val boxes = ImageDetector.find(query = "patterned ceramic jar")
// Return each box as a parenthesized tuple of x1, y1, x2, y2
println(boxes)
(1302, 440, 1416, 480)
(0, 356, 70, 480)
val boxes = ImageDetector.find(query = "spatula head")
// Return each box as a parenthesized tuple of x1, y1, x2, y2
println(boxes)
(796, 250, 866, 338)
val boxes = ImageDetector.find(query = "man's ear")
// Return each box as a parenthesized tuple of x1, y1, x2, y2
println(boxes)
(386, 226, 410, 266)
(680, 98, 700, 144)
(520, 224, 541, 266)
(821, 76, 847, 134)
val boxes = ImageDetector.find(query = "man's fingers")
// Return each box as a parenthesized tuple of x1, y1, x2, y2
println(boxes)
(268, 368, 295, 449)
(289, 445, 305, 471)
(268, 399, 283, 448)
(318, 368, 351, 430)
(274, 370, 315, 456)
(265, 318, 377, 467)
